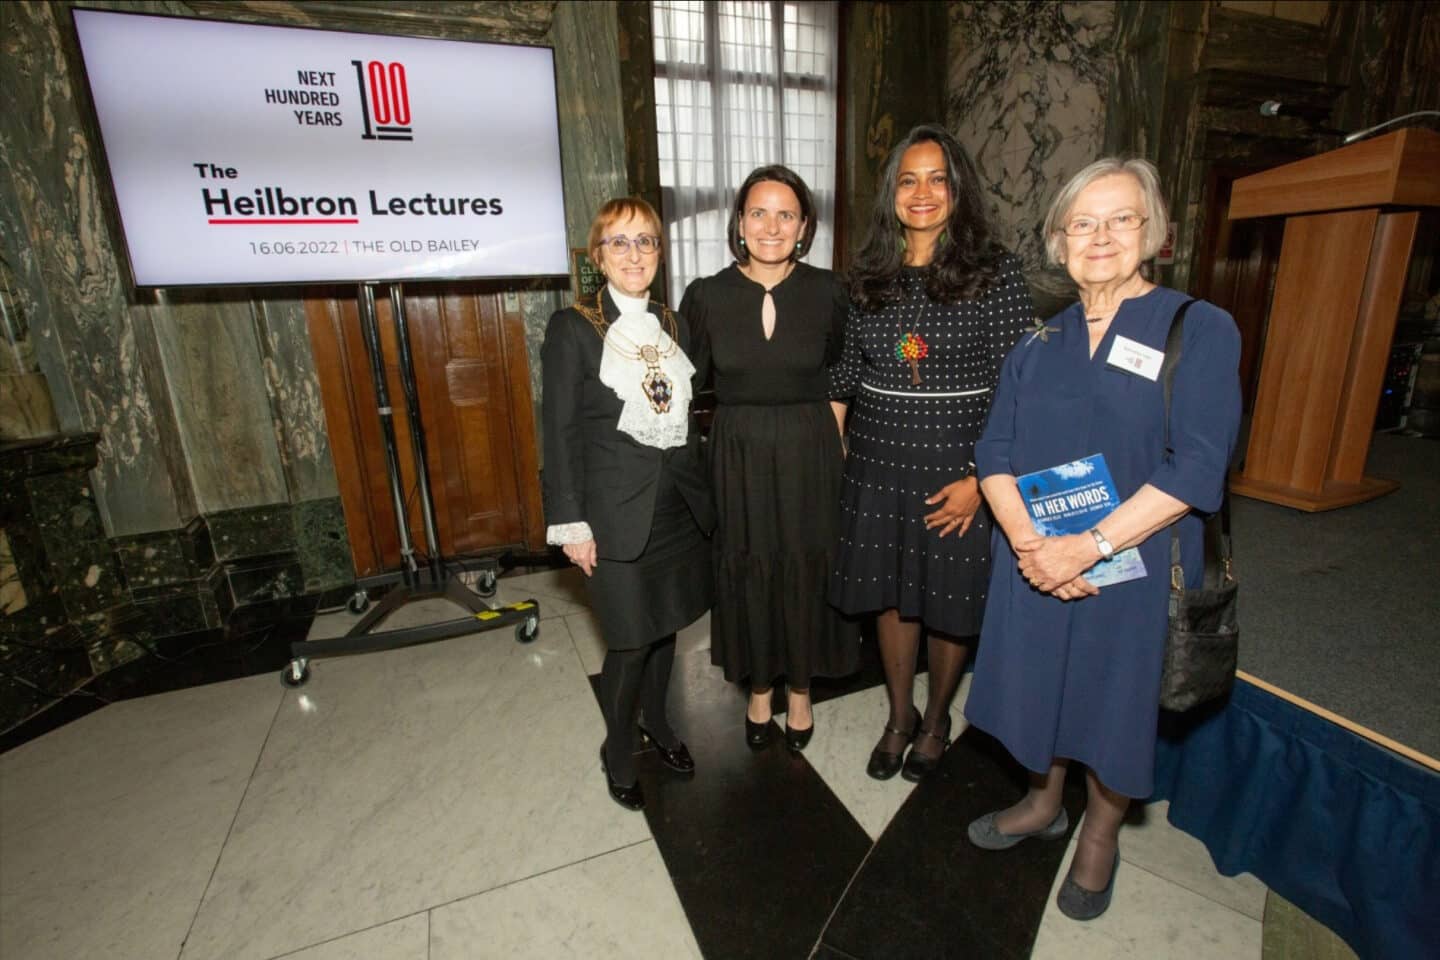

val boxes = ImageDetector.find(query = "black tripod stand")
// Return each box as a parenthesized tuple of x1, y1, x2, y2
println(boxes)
(281, 282, 540, 686)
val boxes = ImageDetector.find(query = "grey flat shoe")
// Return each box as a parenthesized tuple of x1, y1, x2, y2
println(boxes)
(966, 807, 1069, 850)
(1057, 849, 1121, 921)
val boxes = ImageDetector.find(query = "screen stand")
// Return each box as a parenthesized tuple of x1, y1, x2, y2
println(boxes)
(280, 282, 540, 687)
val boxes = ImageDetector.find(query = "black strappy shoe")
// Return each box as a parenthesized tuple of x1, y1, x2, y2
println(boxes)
(901, 713, 953, 782)
(866, 705, 921, 780)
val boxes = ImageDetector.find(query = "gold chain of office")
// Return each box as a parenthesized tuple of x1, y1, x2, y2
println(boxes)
(576, 289, 681, 413)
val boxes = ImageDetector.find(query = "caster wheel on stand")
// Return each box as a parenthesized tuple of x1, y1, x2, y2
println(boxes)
(515, 615, 539, 644)
(346, 590, 370, 615)
(281, 658, 311, 688)
(475, 568, 498, 598)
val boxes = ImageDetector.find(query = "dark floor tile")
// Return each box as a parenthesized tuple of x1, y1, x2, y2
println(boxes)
(591, 648, 874, 960)
(1, 610, 306, 754)
(820, 727, 1085, 960)
(0, 685, 111, 754)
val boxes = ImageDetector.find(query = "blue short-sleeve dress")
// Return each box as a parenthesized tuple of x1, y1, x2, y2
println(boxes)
(964, 286, 1241, 798)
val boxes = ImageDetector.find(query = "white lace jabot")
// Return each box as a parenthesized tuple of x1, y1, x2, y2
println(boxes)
(545, 286, 694, 548)
(598, 284, 693, 450)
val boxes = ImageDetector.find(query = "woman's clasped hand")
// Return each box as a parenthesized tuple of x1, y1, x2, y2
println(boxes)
(1013, 535, 1099, 597)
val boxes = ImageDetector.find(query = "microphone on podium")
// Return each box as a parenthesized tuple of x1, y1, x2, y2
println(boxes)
(1341, 110, 1440, 144)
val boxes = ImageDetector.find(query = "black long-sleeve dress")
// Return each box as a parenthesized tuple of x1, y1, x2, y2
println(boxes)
(682, 263, 859, 685)
(828, 255, 1035, 636)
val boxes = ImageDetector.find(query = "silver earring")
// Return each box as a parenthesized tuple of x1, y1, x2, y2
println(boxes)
(739, 237, 746, 246)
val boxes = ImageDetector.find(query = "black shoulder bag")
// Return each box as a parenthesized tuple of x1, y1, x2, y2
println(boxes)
(1157, 300, 1240, 712)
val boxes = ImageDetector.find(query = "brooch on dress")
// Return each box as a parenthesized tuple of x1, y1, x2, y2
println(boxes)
(1025, 316, 1058, 344)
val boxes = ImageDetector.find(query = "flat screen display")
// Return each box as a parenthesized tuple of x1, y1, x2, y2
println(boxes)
(72, 9, 569, 287)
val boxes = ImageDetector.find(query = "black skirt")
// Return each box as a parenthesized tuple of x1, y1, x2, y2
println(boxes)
(587, 466, 713, 650)
(829, 386, 993, 637)
(708, 400, 860, 684)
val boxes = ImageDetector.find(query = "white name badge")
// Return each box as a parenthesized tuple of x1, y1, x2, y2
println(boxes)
(1106, 335, 1165, 381)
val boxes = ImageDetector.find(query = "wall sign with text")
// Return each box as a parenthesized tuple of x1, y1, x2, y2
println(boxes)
(72, 9, 569, 287)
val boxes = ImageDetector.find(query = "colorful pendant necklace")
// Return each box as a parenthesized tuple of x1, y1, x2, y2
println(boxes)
(895, 298, 929, 385)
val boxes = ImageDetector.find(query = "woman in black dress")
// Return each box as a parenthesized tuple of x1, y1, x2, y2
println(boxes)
(681, 165, 858, 752)
(830, 125, 1035, 781)
(542, 198, 715, 811)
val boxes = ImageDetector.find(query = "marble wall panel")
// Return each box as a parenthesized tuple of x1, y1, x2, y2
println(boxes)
(254, 299, 340, 504)
(1105, 1, 1173, 160)
(550, 0, 629, 250)
(205, 505, 295, 563)
(25, 471, 127, 618)
(185, 0, 556, 43)
(521, 285, 567, 461)
(947, 1, 1118, 308)
(522, 0, 628, 454)
(0, 1, 192, 538)
(111, 521, 213, 591)
(290, 496, 351, 592)
(151, 293, 290, 515)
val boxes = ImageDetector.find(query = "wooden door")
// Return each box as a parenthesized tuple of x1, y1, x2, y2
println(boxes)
(306, 284, 545, 579)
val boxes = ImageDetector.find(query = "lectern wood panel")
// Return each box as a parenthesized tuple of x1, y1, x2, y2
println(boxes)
(1227, 128, 1436, 511)
(1229, 129, 1440, 219)
(1241, 209, 1377, 494)
(1330, 211, 1419, 482)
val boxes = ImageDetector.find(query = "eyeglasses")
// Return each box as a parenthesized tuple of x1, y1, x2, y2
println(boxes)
(1060, 214, 1148, 237)
(599, 234, 662, 255)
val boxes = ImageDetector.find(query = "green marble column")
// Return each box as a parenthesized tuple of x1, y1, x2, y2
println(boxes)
(528, 0, 630, 455)
(0, 1, 192, 538)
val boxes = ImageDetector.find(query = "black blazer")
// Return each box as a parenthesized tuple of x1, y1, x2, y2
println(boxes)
(540, 289, 715, 562)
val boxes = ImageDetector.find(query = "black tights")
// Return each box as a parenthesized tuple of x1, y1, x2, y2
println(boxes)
(597, 635, 677, 786)
(876, 610, 969, 759)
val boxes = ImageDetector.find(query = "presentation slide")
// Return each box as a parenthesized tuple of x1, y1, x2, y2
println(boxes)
(72, 9, 569, 287)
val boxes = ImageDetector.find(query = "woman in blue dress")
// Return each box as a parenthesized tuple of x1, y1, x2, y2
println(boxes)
(963, 158, 1241, 920)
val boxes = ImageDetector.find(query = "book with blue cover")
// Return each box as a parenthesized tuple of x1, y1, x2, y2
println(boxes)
(1015, 453, 1147, 587)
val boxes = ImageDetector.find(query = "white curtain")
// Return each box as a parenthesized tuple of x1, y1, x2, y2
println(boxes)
(652, 0, 839, 301)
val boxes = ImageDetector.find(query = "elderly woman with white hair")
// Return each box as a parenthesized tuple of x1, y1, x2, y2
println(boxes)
(962, 158, 1241, 920)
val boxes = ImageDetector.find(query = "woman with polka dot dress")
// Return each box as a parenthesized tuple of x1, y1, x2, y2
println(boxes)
(830, 124, 1036, 782)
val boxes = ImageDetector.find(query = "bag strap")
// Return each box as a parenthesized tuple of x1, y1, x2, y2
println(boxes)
(1161, 300, 1234, 587)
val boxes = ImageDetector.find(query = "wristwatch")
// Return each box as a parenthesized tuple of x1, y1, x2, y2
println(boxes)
(1089, 527, 1115, 561)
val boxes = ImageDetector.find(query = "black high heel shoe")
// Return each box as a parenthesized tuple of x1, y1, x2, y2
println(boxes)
(901, 713, 953, 783)
(638, 725, 696, 775)
(599, 744, 644, 811)
(745, 715, 772, 748)
(785, 691, 815, 752)
(866, 705, 921, 780)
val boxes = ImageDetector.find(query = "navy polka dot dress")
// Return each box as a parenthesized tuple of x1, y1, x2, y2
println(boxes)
(828, 255, 1035, 635)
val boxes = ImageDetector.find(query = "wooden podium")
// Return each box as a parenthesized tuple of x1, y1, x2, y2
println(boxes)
(1227, 128, 1440, 511)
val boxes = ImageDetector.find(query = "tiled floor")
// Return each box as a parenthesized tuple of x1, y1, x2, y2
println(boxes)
(0, 568, 1267, 959)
